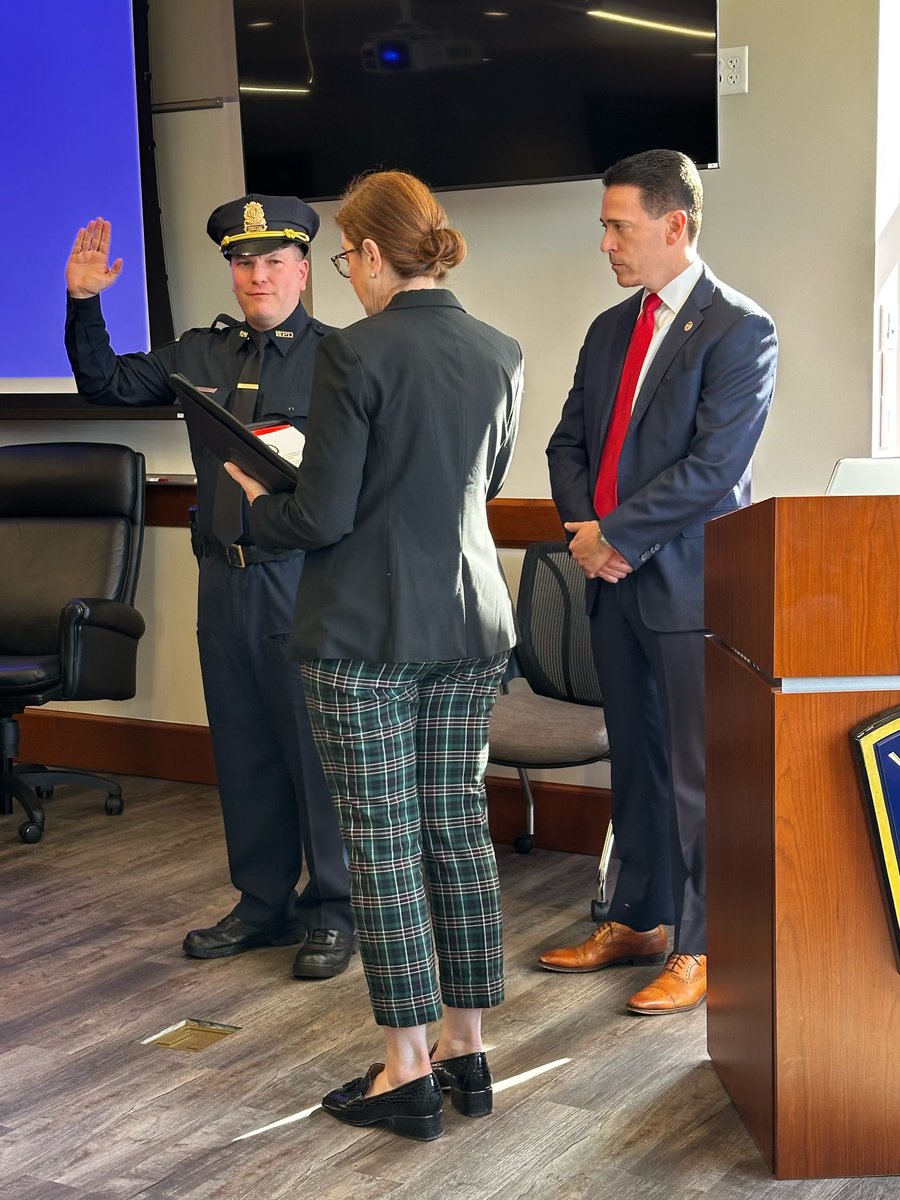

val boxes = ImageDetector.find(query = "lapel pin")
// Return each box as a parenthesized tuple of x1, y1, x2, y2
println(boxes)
(683, 320, 694, 332)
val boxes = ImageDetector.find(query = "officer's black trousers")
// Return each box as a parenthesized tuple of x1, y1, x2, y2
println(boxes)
(196, 552, 353, 932)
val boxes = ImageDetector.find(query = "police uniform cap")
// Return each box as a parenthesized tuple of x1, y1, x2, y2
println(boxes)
(207, 194, 320, 258)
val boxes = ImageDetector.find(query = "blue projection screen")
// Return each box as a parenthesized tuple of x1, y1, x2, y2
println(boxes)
(0, 0, 165, 403)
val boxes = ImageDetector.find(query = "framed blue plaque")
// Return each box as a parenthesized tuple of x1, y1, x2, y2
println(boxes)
(851, 707, 900, 971)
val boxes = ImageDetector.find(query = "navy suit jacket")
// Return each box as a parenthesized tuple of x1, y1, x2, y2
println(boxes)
(547, 265, 778, 631)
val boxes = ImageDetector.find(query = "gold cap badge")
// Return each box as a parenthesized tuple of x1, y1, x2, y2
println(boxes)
(243, 201, 268, 234)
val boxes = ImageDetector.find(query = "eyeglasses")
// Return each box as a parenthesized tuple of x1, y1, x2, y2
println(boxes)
(330, 247, 358, 278)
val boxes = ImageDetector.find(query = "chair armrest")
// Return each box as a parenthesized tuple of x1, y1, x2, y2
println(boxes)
(60, 598, 146, 700)
(61, 598, 146, 640)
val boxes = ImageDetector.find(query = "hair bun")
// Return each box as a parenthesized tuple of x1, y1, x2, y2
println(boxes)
(418, 226, 466, 271)
(336, 171, 468, 280)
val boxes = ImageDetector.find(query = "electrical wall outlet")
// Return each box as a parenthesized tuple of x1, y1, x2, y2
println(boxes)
(718, 45, 749, 95)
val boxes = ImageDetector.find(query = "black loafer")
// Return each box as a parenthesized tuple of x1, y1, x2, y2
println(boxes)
(183, 914, 305, 959)
(321, 1064, 443, 1141)
(431, 1049, 493, 1116)
(292, 929, 356, 979)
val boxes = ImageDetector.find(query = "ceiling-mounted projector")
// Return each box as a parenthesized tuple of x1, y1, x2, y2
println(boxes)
(361, 21, 481, 73)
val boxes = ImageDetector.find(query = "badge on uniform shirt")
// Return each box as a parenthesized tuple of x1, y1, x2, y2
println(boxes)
(852, 706, 900, 971)
(275, 329, 293, 338)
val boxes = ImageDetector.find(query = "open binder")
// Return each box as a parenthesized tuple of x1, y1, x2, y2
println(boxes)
(170, 372, 298, 494)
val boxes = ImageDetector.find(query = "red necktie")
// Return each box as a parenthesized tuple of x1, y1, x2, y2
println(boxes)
(593, 292, 662, 519)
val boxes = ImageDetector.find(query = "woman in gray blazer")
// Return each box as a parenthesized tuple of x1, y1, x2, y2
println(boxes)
(227, 170, 522, 1142)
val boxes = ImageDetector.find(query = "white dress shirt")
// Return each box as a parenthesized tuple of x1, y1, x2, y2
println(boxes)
(631, 258, 704, 410)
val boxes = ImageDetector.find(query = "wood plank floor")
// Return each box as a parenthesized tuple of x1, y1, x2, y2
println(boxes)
(1, 778, 897, 1200)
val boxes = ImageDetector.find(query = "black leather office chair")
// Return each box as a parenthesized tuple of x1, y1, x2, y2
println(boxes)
(0, 442, 146, 843)
(489, 540, 615, 917)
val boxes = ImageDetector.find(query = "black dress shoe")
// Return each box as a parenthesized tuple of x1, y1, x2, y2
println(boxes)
(182, 914, 305, 960)
(292, 929, 356, 979)
(321, 1064, 443, 1141)
(430, 1049, 493, 1116)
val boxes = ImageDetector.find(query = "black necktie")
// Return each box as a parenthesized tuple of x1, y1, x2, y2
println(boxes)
(211, 331, 264, 546)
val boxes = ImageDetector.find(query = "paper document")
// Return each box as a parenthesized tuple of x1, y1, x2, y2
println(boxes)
(251, 422, 305, 467)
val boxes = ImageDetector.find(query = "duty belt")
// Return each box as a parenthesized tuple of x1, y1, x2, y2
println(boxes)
(189, 507, 295, 568)
(199, 533, 295, 568)
(217, 542, 292, 568)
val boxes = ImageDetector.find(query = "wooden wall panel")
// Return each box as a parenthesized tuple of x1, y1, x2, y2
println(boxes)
(486, 776, 611, 854)
(145, 483, 564, 549)
(17, 710, 609, 855)
(145, 482, 196, 527)
(18, 710, 216, 785)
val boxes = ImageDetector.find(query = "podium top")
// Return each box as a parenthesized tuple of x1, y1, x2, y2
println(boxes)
(705, 496, 900, 678)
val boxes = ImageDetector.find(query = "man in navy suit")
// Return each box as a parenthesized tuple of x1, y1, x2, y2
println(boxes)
(538, 149, 778, 1014)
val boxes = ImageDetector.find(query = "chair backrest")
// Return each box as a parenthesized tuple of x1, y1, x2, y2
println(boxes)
(0, 442, 145, 654)
(513, 540, 602, 706)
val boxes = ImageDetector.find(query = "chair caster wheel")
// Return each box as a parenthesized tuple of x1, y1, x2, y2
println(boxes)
(514, 835, 533, 855)
(35, 785, 53, 799)
(105, 795, 124, 816)
(19, 821, 43, 844)
(591, 900, 610, 922)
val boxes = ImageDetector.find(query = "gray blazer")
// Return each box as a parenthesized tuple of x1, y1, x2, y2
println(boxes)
(547, 265, 778, 631)
(250, 289, 523, 662)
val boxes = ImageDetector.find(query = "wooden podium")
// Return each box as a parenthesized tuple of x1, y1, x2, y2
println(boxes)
(705, 496, 900, 1179)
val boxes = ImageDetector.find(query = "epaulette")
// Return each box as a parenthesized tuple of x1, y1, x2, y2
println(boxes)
(310, 320, 335, 338)
(210, 313, 241, 331)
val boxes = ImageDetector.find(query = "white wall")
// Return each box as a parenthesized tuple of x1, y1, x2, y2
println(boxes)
(0, 0, 883, 760)
(875, 0, 900, 454)
(705, 0, 878, 498)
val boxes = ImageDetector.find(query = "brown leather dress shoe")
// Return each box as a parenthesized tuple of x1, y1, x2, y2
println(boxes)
(626, 952, 707, 1015)
(538, 920, 667, 973)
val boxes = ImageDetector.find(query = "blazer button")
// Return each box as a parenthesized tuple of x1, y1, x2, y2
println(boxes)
(640, 551, 650, 562)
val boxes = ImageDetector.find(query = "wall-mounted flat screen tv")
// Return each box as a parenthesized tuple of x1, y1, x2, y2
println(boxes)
(234, 0, 718, 201)
(0, 0, 173, 420)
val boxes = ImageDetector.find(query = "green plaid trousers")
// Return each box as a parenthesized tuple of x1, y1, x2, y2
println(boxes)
(301, 654, 508, 1028)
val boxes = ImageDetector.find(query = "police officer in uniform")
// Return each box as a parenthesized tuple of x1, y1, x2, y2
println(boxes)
(64, 195, 355, 978)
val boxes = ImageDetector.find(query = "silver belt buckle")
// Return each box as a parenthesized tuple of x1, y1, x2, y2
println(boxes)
(225, 543, 246, 568)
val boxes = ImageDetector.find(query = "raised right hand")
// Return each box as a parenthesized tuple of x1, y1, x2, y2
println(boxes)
(66, 218, 124, 298)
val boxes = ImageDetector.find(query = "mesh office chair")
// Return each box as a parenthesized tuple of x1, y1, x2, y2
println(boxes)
(0, 443, 146, 843)
(489, 540, 615, 918)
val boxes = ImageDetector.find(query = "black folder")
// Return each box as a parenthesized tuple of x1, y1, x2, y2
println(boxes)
(170, 372, 298, 494)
